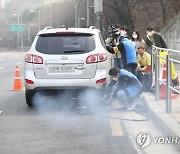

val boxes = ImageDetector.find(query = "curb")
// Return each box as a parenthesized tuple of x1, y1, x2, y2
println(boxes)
(143, 92, 180, 151)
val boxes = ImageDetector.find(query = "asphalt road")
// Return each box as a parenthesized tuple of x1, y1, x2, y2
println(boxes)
(0, 51, 179, 154)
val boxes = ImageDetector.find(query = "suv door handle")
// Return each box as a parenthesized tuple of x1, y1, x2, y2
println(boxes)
(75, 66, 86, 70)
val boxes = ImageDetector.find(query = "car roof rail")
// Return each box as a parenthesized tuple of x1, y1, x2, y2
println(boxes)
(59, 25, 65, 28)
(43, 26, 53, 30)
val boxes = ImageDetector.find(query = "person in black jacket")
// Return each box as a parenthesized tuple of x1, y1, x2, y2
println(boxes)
(106, 26, 137, 75)
(145, 26, 179, 92)
(105, 68, 143, 110)
(145, 26, 167, 49)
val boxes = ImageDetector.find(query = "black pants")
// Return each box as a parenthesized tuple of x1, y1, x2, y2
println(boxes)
(124, 63, 137, 76)
(136, 71, 144, 83)
(137, 72, 152, 91)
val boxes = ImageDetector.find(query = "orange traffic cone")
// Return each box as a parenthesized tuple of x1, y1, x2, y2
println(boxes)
(11, 65, 23, 91)
(160, 63, 178, 99)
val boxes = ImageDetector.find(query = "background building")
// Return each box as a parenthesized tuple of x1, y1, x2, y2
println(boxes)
(160, 12, 180, 59)
(161, 12, 180, 51)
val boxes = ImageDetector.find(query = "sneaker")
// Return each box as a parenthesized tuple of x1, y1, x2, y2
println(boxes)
(127, 102, 138, 111)
(118, 104, 127, 109)
(172, 76, 179, 87)
(111, 103, 127, 110)
(172, 86, 180, 94)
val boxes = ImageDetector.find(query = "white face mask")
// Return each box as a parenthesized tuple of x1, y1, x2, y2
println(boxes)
(115, 32, 120, 35)
(132, 34, 138, 39)
(120, 30, 127, 37)
(112, 78, 118, 81)
(147, 32, 153, 36)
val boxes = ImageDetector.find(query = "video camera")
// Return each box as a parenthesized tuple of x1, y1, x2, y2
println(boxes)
(108, 25, 119, 39)
(105, 25, 120, 46)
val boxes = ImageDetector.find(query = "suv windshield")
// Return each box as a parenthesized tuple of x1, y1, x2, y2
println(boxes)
(35, 33, 95, 54)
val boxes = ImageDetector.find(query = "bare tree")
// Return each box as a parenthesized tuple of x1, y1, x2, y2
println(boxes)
(160, 0, 166, 25)
(171, 0, 180, 14)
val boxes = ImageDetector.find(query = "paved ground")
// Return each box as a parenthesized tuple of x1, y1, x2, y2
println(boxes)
(157, 97, 180, 124)
(1, 50, 179, 153)
(158, 64, 180, 124)
(143, 63, 180, 151)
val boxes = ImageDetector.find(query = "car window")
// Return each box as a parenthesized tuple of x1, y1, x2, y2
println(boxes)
(99, 33, 107, 49)
(35, 34, 95, 54)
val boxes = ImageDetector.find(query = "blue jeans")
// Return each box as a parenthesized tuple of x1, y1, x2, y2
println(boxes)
(116, 90, 128, 105)
(114, 58, 124, 69)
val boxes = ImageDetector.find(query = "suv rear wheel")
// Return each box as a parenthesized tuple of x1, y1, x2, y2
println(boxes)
(25, 90, 35, 107)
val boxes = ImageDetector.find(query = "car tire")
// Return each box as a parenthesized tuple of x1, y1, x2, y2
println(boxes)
(25, 90, 35, 107)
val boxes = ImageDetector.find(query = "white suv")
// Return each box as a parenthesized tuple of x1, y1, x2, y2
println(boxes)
(24, 27, 113, 106)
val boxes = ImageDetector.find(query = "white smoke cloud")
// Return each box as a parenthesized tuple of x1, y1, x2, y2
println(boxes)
(32, 89, 109, 117)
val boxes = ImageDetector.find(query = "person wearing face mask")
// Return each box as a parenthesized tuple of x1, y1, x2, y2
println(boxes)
(145, 27, 167, 49)
(104, 67, 143, 110)
(113, 24, 124, 69)
(131, 29, 145, 49)
(145, 26, 178, 89)
(105, 24, 124, 69)
(106, 26, 137, 75)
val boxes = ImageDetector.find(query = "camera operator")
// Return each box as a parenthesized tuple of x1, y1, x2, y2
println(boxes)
(106, 26, 137, 75)
(105, 24, 124, 69)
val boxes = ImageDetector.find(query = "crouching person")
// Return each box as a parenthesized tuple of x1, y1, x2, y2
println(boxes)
(106, 68, 143, 110)
(136, 46, 152, 91)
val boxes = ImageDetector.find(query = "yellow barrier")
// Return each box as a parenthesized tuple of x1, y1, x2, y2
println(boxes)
(159, 50, 177, 80)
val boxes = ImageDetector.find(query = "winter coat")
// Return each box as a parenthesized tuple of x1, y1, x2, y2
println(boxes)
(145, 32, 167, 48)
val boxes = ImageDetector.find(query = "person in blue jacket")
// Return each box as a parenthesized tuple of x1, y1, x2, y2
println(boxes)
(105, 67, 143, 110)
(106, 26, 137, 75)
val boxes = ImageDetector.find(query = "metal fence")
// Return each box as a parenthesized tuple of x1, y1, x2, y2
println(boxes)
(151, 45, 180, 113)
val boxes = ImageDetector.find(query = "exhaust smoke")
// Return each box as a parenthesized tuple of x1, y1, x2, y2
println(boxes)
(32, 89, 109, 116)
